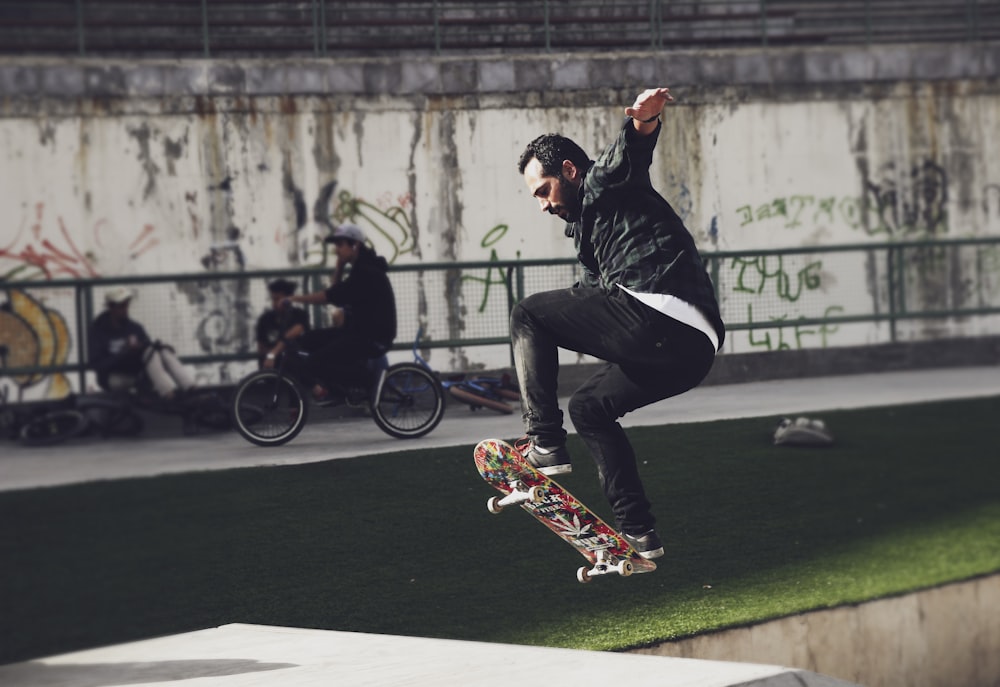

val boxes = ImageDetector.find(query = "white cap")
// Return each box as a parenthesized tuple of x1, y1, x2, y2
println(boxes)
(326, 223, 366, 244)
(104, 286, 134, 305)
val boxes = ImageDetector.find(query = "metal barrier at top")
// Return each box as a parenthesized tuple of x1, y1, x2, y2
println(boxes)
(2, 237, 1000, 401)
(0, 0, 996, 58)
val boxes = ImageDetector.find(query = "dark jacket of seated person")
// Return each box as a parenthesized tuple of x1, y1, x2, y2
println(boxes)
(284, 224, 396, 399)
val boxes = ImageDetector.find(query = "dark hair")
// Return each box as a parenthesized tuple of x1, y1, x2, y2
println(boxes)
(517, 133, 591, 176)
(267, 278, 297, 296)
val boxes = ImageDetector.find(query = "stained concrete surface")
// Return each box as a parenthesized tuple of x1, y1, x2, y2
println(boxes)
(0, 624, 862, 687)
(637, 574, 1000, 687)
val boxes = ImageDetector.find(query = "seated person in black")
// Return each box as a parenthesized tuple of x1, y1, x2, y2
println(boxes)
(88, 286, 196, 399)
(256, 278, 310, 368)
(283, 224, 397, 403)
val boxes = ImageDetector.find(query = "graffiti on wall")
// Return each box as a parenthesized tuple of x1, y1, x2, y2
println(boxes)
(0, 289, 73, 400)
(0, 204, 164, 398)
(460, 224, 518, 313)
(278, 177, 418, 266)
(734, 158, 950, 238)
(864, 159, 948, 236)
(331, 188, 417, 264)
(730, 254, 823, 303)
(722, 157, 970, 351)
(741, 303, 845, 351)
(1, 204, 161, 281)
(1, 204, 99, 281)
(186, 224, 254, 384)
(723, 254, 846, 352)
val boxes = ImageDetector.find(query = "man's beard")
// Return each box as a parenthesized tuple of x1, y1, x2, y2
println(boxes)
(547, 175, 581, 223)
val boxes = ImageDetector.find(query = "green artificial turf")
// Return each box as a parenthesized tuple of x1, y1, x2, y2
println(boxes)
(1, 395, 999, 664)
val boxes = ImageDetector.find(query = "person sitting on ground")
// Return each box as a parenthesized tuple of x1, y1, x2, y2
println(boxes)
(282, 224, 397, 404)
(88, 286, 197, 400)
(256, 278, 310, 369)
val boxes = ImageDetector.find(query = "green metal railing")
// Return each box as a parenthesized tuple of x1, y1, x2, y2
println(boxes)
(707, 238, 1000, 349)
(0, 0, 995, 58)
(2, 237, 1000, 396)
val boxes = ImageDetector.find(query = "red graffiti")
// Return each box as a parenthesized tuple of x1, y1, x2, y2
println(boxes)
(129, 223, 160, 259)
(2, 204, 160, 281)
(2, 220, 99, 280)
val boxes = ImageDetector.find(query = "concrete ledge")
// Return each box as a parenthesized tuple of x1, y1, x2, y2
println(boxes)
(634, 574, 1000, 687)
(1, 42, 999, 100)
(0, 623, 861, 687)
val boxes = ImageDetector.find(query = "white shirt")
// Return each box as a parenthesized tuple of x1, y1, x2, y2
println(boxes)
(618, 285, 721, 352)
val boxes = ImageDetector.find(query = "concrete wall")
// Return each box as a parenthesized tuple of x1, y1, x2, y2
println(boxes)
(2, 43, 999, 378)
(633, 574, 1000, 687)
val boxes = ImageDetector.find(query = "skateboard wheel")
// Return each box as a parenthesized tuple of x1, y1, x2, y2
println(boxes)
(527, 486, 545, 503)
(618, 560, 634, 577)
(577, 567, 592, 584)
(487, 496, 503, 514)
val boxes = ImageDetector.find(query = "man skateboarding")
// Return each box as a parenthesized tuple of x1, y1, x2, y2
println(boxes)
(510, 87, 726, 560)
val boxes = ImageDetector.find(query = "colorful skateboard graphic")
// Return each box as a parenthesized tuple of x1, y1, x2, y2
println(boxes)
(474, 438, 656, 583)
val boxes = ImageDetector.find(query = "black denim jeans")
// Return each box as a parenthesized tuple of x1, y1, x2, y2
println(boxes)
(510, 286, 717, 534)
(295, 329, 383, 389)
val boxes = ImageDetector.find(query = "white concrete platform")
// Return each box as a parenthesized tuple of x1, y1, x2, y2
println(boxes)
(0, 623, 861, 687)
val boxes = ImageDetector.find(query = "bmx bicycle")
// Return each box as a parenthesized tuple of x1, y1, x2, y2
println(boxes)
(1, 387, 231, 447)
(230, 333, 445, 447)
(0, 344, 229, 446)
(438, 372, 520, 414)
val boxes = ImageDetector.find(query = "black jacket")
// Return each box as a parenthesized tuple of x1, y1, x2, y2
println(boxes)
(568, 119, 725, 349)
(324, 248, 397, 348)
(88, 311, 150, 389)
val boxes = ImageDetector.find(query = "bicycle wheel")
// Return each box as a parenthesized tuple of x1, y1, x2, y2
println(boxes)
(19, 409, 89, 446)
(231, 370, 308, 447)
(95, 407, 144, 437)
(80, 396, 144, 438)
(187, 391, 232, 431)
(448, 385, 515, 415)
(372, 363, 445, 439)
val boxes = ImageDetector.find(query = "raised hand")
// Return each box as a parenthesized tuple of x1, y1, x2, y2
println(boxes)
(624, 87, 674, 124)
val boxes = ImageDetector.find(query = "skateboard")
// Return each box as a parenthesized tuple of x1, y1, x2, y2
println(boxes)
(474, 438, 657, 583)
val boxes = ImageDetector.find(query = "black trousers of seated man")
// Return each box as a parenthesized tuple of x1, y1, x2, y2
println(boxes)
(510, 285, 716, 535)
(295, 328, 385, 391)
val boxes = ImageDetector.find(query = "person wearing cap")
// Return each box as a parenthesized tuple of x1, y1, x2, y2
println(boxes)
(256, 278, 311, 369)
(282, 223, 397, 403)
(88, 286, 196, 399)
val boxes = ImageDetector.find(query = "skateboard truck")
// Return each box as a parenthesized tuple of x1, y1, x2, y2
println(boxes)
(577, 549, 634, 584)
(486, 480, 545, 514)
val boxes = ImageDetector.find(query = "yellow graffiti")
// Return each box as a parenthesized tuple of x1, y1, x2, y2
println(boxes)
(0, 289, 72, 398)
(0, 309, 37, 386)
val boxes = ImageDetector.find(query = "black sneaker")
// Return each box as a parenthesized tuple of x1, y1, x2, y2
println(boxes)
(519, 442, 572, 476)
(622, 529, 665, 559)
(313, 393, 343, 408)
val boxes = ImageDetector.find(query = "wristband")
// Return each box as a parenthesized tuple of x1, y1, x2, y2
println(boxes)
(635, 113, 661, 123)
(266, 353, 276, 360)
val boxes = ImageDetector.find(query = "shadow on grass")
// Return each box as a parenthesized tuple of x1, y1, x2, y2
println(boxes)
(1, 396, 998, 662)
